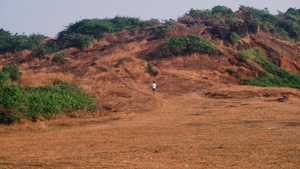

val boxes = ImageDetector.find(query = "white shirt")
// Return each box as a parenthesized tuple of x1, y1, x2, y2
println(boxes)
(152, 83, 156, 89)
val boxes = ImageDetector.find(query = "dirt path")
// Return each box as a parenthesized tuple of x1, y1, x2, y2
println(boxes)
(1, 80, 300, 168)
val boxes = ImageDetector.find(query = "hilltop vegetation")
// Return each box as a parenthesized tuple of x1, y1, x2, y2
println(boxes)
(0, 5, 300, 124)
(1, 6, 299, 54)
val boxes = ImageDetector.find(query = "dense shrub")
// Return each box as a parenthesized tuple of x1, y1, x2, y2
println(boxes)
(212, 6, 233, 15)
(0, 29, 48, 54)
(58, 16, 145, 40)
(30, 44, 47, 59)
(44, 39, 60, 54)
(0, 70, 11, 88)
(140, 19, 161, 27)
(238, 6, 300, 41)
(2, 64, 22, 81)
(52, 51, 71, 63)
(61, 33, 94, 50)
(0, 77, 98, 125)
(186, 8, 212, 20)
(57, 16, 160, 48)
(185, 6, 236, 27)
(163, 34, 221, 56)
(285, 8, 300, 16)
(238, 5, 269, 18)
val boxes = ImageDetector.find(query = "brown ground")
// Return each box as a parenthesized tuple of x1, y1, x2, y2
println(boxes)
(0, 27, 300, 168)
(1, 71, 300, 168)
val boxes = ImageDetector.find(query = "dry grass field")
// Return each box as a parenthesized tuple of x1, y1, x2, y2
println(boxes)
(0, 70, 299, 168)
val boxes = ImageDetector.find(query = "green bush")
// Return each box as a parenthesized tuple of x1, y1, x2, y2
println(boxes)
(0, 84, 23, 124)
(0, 78, 98, 125)
(225, 67, 234, 75)
(52, 51, 71, 63)
(186, 8, 211, 20)
(0, 29, 48, 54)
(61, 33, 93, 50)
(212, 6, 233, 15)
(285, 8, 300, 16)
(140, 19, 161, 27)
(44, 39, 60, 54)
(238, 6, 300, 41)
(30, 44, 47, 60)
(117, 58, 128, 66)
(163, 34, 221, 56)
(2, 64, 22, 81)
(230, 32, 240, 46)
(0, 70, 11, 88)
(57, 16, 144, 41)
(147, 62, 154, 73)
(163, 36, 186, 55)
(22, 85, 97, 119)
(51, 78, 84, 93)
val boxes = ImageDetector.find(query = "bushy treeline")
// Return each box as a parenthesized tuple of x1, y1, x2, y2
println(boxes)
(1, 6, 299, 55)
(183, 6, 300, 41)
(0, 68, 98, 124)
(238, 48, 300, 89)
(238, 6, 300, 41)
(0, 17, 160, 54)
(0, 29, 46, 54)
(57, 16, 160, 48)
(163, 34, 221, 56)
(58, 16, 160, 39)
(0, 28, 60, 59)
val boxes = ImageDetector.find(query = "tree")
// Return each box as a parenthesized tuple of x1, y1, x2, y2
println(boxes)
(61, 33, 94, 50)
(0, 70, 11, 88)
(285, 8, 300, 16)
(212, 6, 233, 15)
(2, 64, 22, 81)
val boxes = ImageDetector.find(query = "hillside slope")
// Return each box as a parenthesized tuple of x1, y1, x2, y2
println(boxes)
(1, 16, 300, 111)
(1, 6, 300, 168)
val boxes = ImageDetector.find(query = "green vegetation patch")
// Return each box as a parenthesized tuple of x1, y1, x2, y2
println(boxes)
(2, 64, 22, 81)
(163, 34, 221, 56)
(0, 75, 98, 124)
(52, 51, 72, 63)
(239, 48, 300, 89)
(56, 16, 160, 49)
(238, 6, 300, 41)
(230, 32, 240, 46)
(0, 29, 59, 55)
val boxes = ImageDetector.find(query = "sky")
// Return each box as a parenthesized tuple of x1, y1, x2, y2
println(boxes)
(1, 0, 299, 37)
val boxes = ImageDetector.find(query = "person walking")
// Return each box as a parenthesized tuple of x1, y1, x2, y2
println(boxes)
(152, 81, 156, 95)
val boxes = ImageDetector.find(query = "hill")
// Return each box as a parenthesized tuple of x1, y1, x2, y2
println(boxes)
(0, 6, 300, 168)
(1, 6, 300, 116)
